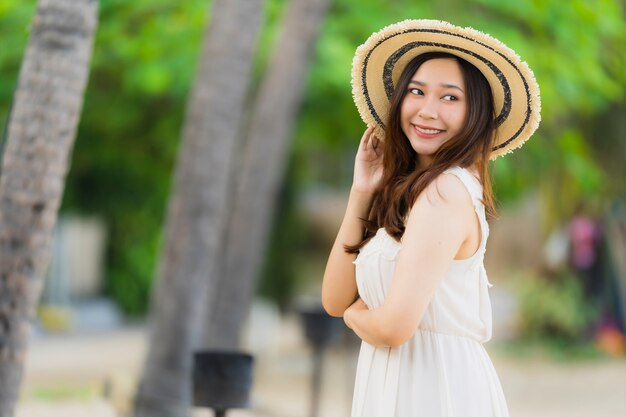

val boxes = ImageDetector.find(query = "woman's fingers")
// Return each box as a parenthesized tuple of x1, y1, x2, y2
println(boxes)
(367, 131, 383, 158)
(361, 126, 385, 156)
(360, 125, 374, 150)
(370, 135, 381, 155)
(353, 126, 384, 192)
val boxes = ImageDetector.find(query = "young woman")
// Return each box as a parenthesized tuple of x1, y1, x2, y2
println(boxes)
(322, 20, 541, 416)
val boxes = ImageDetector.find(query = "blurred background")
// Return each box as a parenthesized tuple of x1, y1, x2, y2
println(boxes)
(1, 0, 625, 416)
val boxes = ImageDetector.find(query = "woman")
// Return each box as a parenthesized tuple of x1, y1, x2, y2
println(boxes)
(321, 20, 540, 416)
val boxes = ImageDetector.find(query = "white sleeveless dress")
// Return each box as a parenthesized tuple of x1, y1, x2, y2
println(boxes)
(351, 166, 509, 417)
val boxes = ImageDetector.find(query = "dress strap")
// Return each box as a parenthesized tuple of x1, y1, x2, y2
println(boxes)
(442, 166, 490, 252)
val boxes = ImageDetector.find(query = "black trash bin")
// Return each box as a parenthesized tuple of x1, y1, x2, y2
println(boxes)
(193, 351, 254, 417)
(300, 308, 343, 347)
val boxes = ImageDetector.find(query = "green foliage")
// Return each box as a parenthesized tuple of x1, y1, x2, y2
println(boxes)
(0, 0, 35, 122)
(469, 0, 626, 115)
(496, 336, 606, 361)
(66, 0, 209, 315)
(516, 272, 599, 341)
(467, 0, 626, 216)
(2, 0, 625, 314)
(294, 0, 626, 218)
(30, 385, 98, 401)
(1, 0, 208, 315)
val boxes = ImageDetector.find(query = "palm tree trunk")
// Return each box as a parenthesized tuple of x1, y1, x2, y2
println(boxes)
(133, 0, 264, 416)
(0, 1, 98, 416)
(202, 0, 331, 350)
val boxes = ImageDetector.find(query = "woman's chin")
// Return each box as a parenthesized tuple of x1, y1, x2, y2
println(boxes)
(409, 140, 442, 158)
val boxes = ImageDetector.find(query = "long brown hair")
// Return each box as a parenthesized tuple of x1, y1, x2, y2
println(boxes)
(346, 52, 497, 253)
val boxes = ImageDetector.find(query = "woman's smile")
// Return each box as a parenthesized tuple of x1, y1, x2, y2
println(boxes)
(412, 124, 446, 138)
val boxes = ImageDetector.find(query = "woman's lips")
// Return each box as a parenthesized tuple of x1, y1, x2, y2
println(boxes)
(412, 124, 444, 138)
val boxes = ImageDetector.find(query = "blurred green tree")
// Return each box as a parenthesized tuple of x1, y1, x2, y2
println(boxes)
(67, 0, 210, 316)
(1, 0, 624, 315)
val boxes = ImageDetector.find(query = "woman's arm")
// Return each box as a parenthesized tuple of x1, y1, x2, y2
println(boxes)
(343, 173, 476, 347)
(322, 127, 383, 317)
(321, 189, 373, 316)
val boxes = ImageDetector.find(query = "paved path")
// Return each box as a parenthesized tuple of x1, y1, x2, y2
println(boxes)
(17, 316, 626, 417)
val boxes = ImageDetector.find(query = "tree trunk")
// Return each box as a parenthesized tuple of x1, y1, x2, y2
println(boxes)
(202, 0, 331, 350)
(0, 1, 98, 416)
(133, 0, 264, 416)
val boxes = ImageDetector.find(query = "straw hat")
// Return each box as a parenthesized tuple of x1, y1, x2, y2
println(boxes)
(351, 19, 541, 159)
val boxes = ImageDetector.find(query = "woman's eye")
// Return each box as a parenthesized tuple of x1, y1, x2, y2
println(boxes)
(443, 95, 458, 101)
(408, 88, 423, 96)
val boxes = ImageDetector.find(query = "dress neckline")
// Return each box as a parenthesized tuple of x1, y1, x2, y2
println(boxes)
(374, 227, 482, 264)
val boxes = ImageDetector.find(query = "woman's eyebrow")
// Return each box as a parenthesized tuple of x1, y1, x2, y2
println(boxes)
(409, 80, 465, 93)
(441, 83, 464, 93)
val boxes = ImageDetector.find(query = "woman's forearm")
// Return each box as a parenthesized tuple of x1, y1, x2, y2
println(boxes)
(344, 305, 395, 347)
(321, 188, 374, 316)
(344, 298, 417, 348)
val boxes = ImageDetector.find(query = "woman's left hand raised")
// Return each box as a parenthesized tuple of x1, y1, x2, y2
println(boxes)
(352, 126, 384, 195)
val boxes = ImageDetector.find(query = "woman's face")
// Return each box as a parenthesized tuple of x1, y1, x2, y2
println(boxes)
(400, 58, 467, 166)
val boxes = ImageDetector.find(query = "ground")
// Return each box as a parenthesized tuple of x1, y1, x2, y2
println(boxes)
(16, 311, 626, 417)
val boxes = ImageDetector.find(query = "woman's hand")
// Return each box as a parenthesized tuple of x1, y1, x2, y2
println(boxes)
(343, 297, 369, 329)
(352, 126, 384, 195)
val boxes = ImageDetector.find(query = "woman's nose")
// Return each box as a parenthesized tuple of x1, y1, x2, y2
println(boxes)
(418, 98, 438, 120)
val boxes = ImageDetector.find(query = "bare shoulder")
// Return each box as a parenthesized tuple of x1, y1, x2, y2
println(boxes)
(418, 172, 473, 209)
(404, 172, 475, 247)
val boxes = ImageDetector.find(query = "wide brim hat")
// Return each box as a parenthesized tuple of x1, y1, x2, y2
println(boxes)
(351, 19, 541, 159)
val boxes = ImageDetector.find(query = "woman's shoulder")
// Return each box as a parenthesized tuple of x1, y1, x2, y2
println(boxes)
(440, 165, 483, 199)
(406, 169, 477, 236)
(443, 165, 481, 183)
(419, 168, 476, 208)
